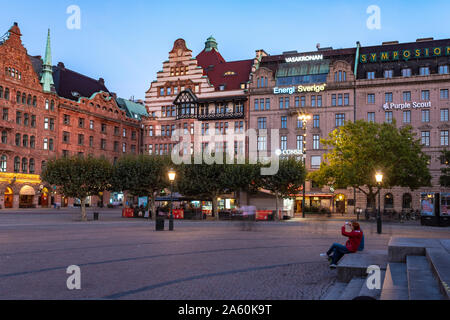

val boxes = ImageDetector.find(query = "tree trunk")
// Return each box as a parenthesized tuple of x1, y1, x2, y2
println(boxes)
(150, 191, 157, 221)
(274, 193, 279, 221)
(80, 197, 87, 222)
(212, 194, 219, 221)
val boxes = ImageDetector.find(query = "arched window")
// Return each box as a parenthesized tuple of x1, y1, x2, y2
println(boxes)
(49, 138, 54, 151)
(32, 96, 37, 107)
(1, 131, 7, 144)
(30, 136, 35, 149)
(4, 88, 9, 100)
(14, 156, 20, 173)
(22, 134, 28, 147)
(43, 138, 48, 150)
(45, 100, 49, 110)
(41, 160, 47, 172)
(384, 193, 394, 209)
(21, 158, 28, 173)
(402, 193, 412, 209)
(15, 133, 21, 146)
(16, 91, 21, 104)
(265, 77, 268, 87)
(27, 94, 32, 105)
(22, 93, 26, 104)
(50, 100, 54, 110)
(29, 158, 35, 174)
(257, 77, 260, 88)
(0, 155, 7, 172)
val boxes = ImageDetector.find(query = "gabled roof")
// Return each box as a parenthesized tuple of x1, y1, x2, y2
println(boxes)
(196, 47, 253, 91)
(116, 97, 148, 120)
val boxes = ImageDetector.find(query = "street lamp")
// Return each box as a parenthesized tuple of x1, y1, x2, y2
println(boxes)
(375, 172, 383, 234)
(168, 168, 176, 231)
(298, 113, 312, 218)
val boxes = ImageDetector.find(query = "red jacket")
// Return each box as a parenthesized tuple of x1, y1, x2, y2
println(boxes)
(341, 226, 363, 253)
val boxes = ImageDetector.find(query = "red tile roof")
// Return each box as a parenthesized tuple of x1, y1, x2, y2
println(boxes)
(196, 49, 253, 91)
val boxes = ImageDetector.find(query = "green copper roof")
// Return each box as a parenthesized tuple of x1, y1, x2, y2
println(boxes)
(40, 29, 54, 92)
(116, 97, 148, 120)
(204, 36, 218, 52)
(276, 60, 330, 77)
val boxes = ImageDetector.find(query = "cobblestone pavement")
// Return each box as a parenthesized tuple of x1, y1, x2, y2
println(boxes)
(0, 209, 448, 300)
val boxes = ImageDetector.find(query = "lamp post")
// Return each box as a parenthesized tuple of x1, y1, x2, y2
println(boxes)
(298, 114, 312, 218)
(375, 172, 383, 234)
(168, 168, 176, 231)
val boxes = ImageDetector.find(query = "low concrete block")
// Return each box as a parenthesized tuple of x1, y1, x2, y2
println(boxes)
(388, 237, 441, 263)
(337, 251, 388, 283)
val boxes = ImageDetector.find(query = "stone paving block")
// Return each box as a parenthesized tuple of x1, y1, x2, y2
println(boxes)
(426, 248, 450, 300)
(407, 256, 443, 300)
(338, 277, 365, 300)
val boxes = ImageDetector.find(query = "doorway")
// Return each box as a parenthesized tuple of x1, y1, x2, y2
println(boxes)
(4, 187, 13, 208)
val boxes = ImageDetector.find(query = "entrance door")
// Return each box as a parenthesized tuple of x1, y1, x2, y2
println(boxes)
(4, 187, 13, 208)
(40, 188, 49, 208)
(336, 201, 346, 214)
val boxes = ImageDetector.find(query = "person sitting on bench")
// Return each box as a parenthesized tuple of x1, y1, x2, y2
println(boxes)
(320, 221, 363, 268)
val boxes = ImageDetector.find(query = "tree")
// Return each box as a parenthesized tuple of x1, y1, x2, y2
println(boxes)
(223, 161, 262, 207)
(111, 155, 171, 220)
(439, 149, 450, 187)
(309, 120, 432, 208)
(260, 157, 306, 220)
(41, 156, 113, 221)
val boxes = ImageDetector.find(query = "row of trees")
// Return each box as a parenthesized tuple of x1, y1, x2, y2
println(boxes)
(41, 155, 306, 222)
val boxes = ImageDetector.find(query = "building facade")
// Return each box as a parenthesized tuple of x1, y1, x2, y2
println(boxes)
(0, 22, 147, 209)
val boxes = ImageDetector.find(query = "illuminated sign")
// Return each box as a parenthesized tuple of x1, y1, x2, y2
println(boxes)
(275, 149, 303, 156)
(382, 101, 431, 110)
(285, 55, 323, 63)
(273, 84, 327, 95)
(361, 46, 450, 63)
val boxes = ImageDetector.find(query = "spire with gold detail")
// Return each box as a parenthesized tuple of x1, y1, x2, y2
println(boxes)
(40, 29, 54, 92)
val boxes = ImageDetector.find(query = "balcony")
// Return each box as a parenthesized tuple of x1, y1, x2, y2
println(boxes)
(0, 118, 14, 130)
(198, 112, 245, 121)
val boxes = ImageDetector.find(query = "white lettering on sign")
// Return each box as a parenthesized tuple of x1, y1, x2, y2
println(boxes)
(383, 101, 431, 110)
(273, 84, 327, 95)
(275, 149, 303, 156)
(285, 55, 323, 63)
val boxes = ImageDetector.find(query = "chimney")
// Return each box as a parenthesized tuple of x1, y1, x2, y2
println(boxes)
(57, 62, 65, 69)
(110, 92, 117, 99)
(416, 37, 434, 42)
(382, 41, 399, 46)
(98, 78, 105, 85)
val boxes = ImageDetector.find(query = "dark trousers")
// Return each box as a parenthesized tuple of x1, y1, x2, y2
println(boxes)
(327, 243, 350, 265)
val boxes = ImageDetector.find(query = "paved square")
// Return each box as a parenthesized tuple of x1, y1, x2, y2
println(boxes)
(0, 209, 448, 300)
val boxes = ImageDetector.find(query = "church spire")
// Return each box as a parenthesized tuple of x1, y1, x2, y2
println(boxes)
(40, 29, 54, 93)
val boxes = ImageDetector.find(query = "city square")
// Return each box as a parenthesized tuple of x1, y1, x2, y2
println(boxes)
(0, 208, 448, 300)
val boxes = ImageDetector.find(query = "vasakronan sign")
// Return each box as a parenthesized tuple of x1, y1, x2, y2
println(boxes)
(382, 101, 431, 110)
(285, 54, 323, 63)
(361, 46, 450, 63)
(274, 84, 327, 95)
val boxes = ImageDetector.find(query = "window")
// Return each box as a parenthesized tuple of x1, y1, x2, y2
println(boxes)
(439, 65, 449, 74)
(281, 136, 287, 151)
(254, 99, 259, 111)
(260, 99, 265, 111)
(257, 136, 267, 151)
(50, 100, 55, 111)
(421, 90, 430, 101)
(45, 100, 49, 110)
(384, 70, 394, 78)
(403, 110, 411, 124)
(385, 92, 393, 103)
(30, 136, 35, 149)
(368, 112, 375, 123)
(297, 118, 303, 129)
(43, 138, 48, 150)
(14, 156, 20, 173)
(89, 120, 94, 129)
(16, 111, 21, 125)
(101, 139, 106, 150)
(313, 134, 320, 150)
(284, 97, 290, 109)
(78, 134, 84, 146)
(21, 158, 28, 173)
(44, 118, 49, 130)
(0, 155, 6, 172)
(281, 116, 287, 129)
(313, 115, 320, 128)
(29, 159, 35, 174)
(317, 95, 322, 107)
(311, 156, 321, 168)
(63, 131, 70, 143)
(62, 150, 69, 158)
(403, 91, 411, 102)
(367, 71, 375, 80)
(441, 89, 449, 100)
(160, 88, 165, 96)
(1, 131, 7, 144)
(338, 94, 343, 106)
(15, 133, 20, 146)
(441, 109, 449, 122)
(344, 93, 349, 106)
(422, 109, 430, 123)
(301, 96, 306, 107)
(419, 67, 430, 76)
(402, 68, 412, 77)
(332, 94, 336, 106)
(335, 114, 345, 127)
(295, 96, 299, 108)
(367, 94, 375, 104)
(296, 135, 304, 152)
(49, 139, 54, 151)
(265, 99, 270, 110)
(89, 136, 94, 147)
(63, 114, 70, 125)
(78, 118, 85, 128)
(101, 124, 107, 133)
(22, 135, 28, 147)
(421, 131, 430, 146)
(132, 131, 136, 140)
(385, 111, 393, 123)
(122, 143, 126, 153)
(279, 97, 283, 109)
(31, 115, 36, 128)
(234, 121, 243, 134)
(2, 108, 8, 121)
(257, 117, 267, 129)
(441, 131, 449, 146)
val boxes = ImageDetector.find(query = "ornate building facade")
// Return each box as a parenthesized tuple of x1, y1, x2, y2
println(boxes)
(0, 22, 147, 209)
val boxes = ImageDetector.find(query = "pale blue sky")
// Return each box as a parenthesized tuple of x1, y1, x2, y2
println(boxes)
(1, 0, 449, 100)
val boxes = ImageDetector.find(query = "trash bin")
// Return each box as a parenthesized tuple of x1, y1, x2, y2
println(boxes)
(93, 212, 99, 221)
(155, 216, 165, 231)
